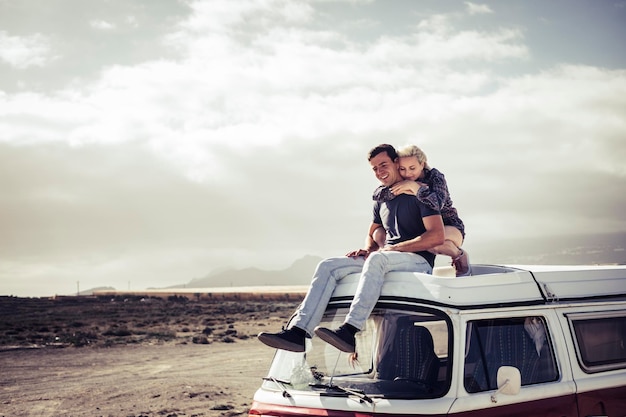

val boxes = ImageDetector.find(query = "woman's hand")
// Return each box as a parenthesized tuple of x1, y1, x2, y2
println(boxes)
(390, 180, 422, 196)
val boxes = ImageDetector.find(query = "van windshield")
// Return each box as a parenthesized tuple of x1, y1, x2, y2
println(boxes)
(263, 307, 452, 399)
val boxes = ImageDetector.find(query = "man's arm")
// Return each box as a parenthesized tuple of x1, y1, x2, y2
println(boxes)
(346, 222, 382, 258)
(381, 215, 445, 253)
(365, 222, 382, 251)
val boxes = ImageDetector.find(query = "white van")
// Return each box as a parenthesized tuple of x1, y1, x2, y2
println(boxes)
(249, 264, 626, 417)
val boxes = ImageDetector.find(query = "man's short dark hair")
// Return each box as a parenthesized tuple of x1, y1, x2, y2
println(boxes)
(368, 144, 398, 161)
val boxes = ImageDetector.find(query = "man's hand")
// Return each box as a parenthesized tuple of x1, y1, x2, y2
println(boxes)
(346, 248, 372, 259)
(381, 214, 444, 253)
(390, 180, 422, 196)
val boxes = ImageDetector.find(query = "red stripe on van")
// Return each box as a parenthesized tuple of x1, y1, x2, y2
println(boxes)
(249, 402, 448, 417)
(450, 395, 577, 416)
(249, 395, 577, 417)
(577, 385, 626, 417)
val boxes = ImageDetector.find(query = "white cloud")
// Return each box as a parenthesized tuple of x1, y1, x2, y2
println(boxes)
(90, 20, 116, 30)
(178, 0, 315, 36)
(412, 15, 527, 62)
(481, 65, 626, 172)
(464, 2, 494, 15)
(0, 2, 618, 187)
(1, 1, 625, 296)
(0, 31, 54, 69)
(125, 15, 139, 28)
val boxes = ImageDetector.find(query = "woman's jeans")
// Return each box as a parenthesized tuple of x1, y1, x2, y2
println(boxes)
(289, 251, 432, 336)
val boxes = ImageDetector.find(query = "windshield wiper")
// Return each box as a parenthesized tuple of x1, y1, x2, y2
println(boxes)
(310, 383, 373, 404)
(263, 376, 292, 398)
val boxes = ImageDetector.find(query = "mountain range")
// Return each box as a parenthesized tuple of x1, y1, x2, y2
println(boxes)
(168, 254, 323, 289)
(167, 232, 625, 289)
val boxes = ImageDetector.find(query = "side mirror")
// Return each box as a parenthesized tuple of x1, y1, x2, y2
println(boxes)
(490, 366, 521, 403)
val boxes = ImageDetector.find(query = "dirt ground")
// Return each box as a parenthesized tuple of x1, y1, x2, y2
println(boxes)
(0, 296, 300, 417)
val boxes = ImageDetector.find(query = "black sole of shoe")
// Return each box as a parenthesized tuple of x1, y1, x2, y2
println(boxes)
(314, 328, 355, 353)
(257, 333, 305, 352)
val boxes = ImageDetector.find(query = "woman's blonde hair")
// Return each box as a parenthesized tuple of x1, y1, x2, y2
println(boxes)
(397, 144, 430, 169)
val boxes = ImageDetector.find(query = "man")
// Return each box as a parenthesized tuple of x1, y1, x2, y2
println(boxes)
(257, 144, 445, 353)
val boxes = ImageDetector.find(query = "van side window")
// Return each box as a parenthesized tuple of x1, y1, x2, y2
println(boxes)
(464, 317, 559, 393)
(569, 312, 626, 373)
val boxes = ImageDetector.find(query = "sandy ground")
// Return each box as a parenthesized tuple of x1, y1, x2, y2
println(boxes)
(0, 296, 299, 417)
(1, 335, 277, 417)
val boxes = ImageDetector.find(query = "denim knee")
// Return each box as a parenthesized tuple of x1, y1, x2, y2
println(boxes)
(363, 251, 389, 272)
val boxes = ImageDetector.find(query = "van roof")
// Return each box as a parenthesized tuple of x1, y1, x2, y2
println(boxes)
(329, 264, 626, 309)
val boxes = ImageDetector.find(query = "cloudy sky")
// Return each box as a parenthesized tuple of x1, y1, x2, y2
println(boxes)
(1, 0, 625, 297)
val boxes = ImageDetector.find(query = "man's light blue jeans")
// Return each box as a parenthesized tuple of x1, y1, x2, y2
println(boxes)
(289, 251, 432, 336)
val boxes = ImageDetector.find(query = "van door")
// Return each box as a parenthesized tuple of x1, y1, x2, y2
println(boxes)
(448, 312, 577, 416)
(563, 309, 626, 417)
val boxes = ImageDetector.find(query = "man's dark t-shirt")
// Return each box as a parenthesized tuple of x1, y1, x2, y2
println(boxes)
(373, 193, 440, 267)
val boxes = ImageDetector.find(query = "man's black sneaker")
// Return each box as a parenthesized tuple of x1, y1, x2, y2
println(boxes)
(314, 325, 356, 353)
(257, 327, 306, 352)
